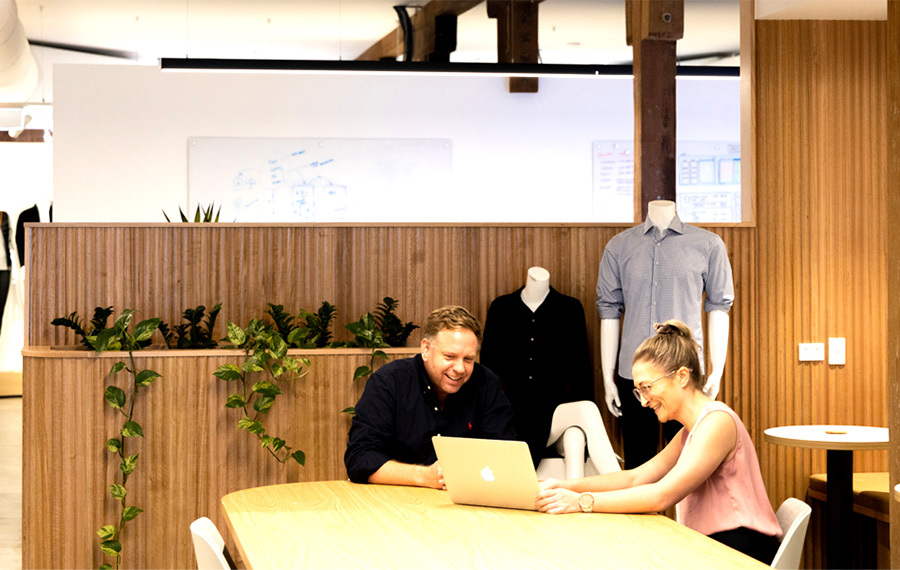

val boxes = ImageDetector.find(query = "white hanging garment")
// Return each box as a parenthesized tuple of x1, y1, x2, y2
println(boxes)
(0, 214, 26, 372)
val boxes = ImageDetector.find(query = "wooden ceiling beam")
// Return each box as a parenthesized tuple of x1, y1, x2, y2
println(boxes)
(356, 1, 483, 62)
(626, 0, 684, 220)
(0, 129, 46, 143)
(487, 0, 543, 93)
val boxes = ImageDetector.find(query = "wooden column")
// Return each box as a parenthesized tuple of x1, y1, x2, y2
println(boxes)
(887, 0, 900, 567)
(626, 0, 683, 221)
(487, 0, 543, 93)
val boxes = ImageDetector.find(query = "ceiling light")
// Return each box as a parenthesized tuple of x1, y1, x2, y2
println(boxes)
(159, 58, 738, 78)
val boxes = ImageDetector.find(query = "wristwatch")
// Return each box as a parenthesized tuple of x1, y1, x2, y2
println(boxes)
(578, 492, 594, 513)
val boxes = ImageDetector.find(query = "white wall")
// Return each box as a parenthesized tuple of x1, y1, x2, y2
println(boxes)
(52, 64, 738, 223)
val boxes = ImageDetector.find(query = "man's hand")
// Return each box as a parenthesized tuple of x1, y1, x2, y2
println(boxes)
(419, 461, 445, 490)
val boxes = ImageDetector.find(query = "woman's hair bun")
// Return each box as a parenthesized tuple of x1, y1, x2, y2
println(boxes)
(654, 320, 691, 338)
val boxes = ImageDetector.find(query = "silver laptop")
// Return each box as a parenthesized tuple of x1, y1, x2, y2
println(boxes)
(432, 436, 540, 511)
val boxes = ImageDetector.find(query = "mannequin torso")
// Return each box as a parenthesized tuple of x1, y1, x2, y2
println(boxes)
(521, 266, 550, 312)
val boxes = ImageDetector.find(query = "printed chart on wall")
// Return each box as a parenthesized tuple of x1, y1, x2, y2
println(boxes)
(188, 137, 452, 222)
(592, 141, 634, 223)
(592, 140, 741, 223)
(675, 141, 741, 223)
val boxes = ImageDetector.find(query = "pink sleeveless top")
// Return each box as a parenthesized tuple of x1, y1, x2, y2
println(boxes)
(676, 402, 782, 539)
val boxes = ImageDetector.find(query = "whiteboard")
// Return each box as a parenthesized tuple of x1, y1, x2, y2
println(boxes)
(188, 137, 452, 222)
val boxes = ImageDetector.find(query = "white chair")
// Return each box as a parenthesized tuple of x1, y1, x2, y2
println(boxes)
(770, 498, 812, 570)
(190, 516, 234, 570)
(535, 400, 622, 480)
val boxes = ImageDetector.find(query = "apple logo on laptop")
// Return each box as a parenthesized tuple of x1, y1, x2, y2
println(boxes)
(480, 465, 495, 482)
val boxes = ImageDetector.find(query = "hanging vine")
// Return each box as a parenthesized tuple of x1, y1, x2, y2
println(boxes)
(91, 309, 162, 570)
(215, 319, 309, 465)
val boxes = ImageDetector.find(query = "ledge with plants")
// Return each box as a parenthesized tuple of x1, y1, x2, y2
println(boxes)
(42, 296, 419, 569)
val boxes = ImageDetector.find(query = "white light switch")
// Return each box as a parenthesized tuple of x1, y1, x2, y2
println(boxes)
(798, 343, 825, 362)
(829, 337, 846, 366)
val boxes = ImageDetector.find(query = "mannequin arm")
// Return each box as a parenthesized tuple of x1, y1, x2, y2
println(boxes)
(704, 310, 730, 399)
(600, 319, 622, 417)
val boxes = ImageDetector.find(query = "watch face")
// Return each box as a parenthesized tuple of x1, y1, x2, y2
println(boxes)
(579, 493, 593, 510)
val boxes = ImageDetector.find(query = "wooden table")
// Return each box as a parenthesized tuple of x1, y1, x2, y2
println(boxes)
(222, 480, 769, 569)
(764, 425, 889, 570)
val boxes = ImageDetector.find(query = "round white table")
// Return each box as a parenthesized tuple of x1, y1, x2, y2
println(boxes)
(764, 425, 889, 570)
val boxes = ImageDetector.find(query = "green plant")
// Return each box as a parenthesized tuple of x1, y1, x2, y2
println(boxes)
(266, 303, 296, 339)
(337, 313, 392, 416)
(336, 297, 417, 415)
(158, 303, 222, 348)
(267, 301, 338, 349)
(51, 306, 115, 348)
(214, 319, 309, 465)
(92, 309, 162, 570)
(301, 301, 339, 347)
(373, 297, 418, 347)
(162, 202, 221, 222)
(342, 313, 391, 380)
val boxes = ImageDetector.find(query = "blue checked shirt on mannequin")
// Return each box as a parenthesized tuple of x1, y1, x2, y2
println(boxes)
(596, 214, 735, 380)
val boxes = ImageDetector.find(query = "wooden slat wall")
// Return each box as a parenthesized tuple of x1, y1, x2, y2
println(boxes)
(29, 224, 627, 349)
(22, 347, 414, 570)
(754, 19, 889, 567)
(26, 223, 756, 435)
(887, 2, 900, 569)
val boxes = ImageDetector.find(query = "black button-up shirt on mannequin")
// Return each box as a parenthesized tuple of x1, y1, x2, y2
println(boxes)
(480, 287, 595, 466)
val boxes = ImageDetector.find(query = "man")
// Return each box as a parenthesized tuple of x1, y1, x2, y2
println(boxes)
(344, 305, 516, 488)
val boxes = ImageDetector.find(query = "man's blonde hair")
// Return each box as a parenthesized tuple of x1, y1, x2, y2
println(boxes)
(422, 305, 483, 344)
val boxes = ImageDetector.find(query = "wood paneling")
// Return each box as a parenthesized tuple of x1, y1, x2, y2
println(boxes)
(887, 1, 900, 568)
(22, 347, 415, 570)
(26, 223, 757, 438)
(28, 224, 623, 348)
(754, 20, 889, 566)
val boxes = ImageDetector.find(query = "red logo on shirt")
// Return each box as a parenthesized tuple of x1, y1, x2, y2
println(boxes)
(468, 422, 473, 430)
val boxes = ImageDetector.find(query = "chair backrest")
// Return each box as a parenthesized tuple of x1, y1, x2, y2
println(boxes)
(536, 401, 622, 480)
(190, 517, 233, 570)
(770, 498, 812, 570)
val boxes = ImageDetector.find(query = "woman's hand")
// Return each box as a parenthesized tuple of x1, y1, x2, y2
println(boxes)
(535, 479, 580, 514)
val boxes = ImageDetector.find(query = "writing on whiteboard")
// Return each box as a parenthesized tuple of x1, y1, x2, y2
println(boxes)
(189, 138, 452, 222)
(231, 148, 348, 221)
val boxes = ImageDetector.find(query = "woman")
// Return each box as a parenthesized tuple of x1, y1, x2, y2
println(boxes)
(535, 320, 782, 563)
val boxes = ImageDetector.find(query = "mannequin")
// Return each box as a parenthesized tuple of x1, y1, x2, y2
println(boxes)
(602, 201, 730, 411)
(521, 266, 550, 311)
(597, 199, 734, 467)
(647, 200, 676, 236)
(481, 267, 594, 465)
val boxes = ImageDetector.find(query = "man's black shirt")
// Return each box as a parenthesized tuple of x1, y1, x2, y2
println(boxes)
(344, 354, 516, 483)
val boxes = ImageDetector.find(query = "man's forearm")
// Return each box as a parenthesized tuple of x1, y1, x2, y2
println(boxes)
(368, 460, 443, 489)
